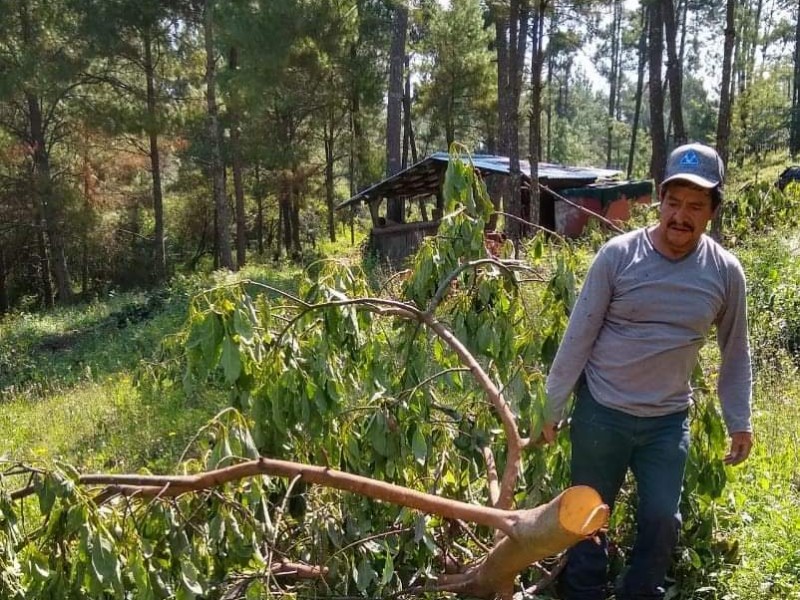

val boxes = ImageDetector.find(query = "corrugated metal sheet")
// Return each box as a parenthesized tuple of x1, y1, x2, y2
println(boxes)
(337, 153, 623, 209)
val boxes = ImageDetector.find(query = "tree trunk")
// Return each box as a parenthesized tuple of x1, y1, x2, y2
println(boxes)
(386, 3, 408, 223)
(712, 0, 737, 240)
(144, 27, 167, 282)
(290, 179, 302, 259)
(18, 2, 71, 304)
(545, 16, 555, 162)
(63, 459, 608, 600)
(255, 165, 264, 255)
(204, 0, 234, 270)
(716, 0, 737, 167)
(648, 2, 667, 187)
(607, 0, 622, 167)
(0, 246, 7, 314)
(324, 116, 336, 243)
(628, 7, 649, 179)
(529, 0, 546, 230)
(34, 207, 54, 309)
(81, 132, 91, 297)
(492, 5, 510, 227)
(27, 92, 72, 304)
(505, 0, 529, 243)
(662, 0, 686, 145)
(228, 47, 246, 270)
(790, 0, 800, 157)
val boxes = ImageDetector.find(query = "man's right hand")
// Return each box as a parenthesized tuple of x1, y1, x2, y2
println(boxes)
(540, 421, 559, 445)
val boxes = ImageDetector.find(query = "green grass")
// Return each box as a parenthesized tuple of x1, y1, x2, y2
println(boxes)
(0, 260, 316, 474)
(2, 229, 800, 597)
(721, 372, 800, 598)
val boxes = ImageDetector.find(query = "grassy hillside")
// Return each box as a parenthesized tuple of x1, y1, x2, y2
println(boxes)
(0, 264, 305, 472)
(1, 223, 799, 598)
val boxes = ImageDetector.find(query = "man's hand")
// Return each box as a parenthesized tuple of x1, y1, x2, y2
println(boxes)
(540, 421, 561, 445)
(724, 431, 753, 466)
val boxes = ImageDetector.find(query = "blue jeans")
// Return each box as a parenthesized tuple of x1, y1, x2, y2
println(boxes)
(560, 383, 690, 600)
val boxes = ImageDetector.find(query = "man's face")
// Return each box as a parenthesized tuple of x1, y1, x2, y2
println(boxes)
(657, 182, 716, 256)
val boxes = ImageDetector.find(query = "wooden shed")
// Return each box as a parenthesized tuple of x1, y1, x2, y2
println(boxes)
(338, 153, 653, 263)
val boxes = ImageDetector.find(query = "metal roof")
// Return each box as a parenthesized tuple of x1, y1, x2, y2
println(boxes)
(338, 152, 623, 209)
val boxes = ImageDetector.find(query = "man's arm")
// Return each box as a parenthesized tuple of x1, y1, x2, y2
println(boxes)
(716, 258, 753, 464)
(543, 248, 615, 427)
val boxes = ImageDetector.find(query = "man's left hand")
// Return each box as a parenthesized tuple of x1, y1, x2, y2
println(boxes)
(724, 431, 753, 466)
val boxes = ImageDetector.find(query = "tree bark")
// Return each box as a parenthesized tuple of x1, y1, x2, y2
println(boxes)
(0, 246, 7, 314)
(492, 5, 510, 227)
(505, 0, 529, 242)
(228, 47, 247, 270)
(81, 131, 91, 297)
(662, 0, 686, 145)
(607, 0, 622, 167)
(628, 7, 649, 179)
(648, 1, 667, 187)
(144, 27, 167, 282)
(790, 0, 800, 157)
(30, 458, 608, 599)
(712, 0, 737, 240)
(529, 1, 547, 230)
(27, 92, 72, 303)
(204, 0, 234, 270)
(386, 3, 408, 223)
(34, 209, 54, 309)
(324, 115, 336, 243)
(18, 1, 72, 304)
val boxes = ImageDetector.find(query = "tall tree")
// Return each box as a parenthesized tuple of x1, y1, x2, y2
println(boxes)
(415, 0, 495, 151)
(204, 0, 233, 270)
(83, 0, 188, 282)
(528, 0, 548, 229)
(386, 2, 408, 223)
(790, 0, 800, 157)
(228, 46, 247, 268)
(648, 0, 667, 187)
(604, 0, 624, 167)
(628, 6, 649, 178)
(504, 0, 529, 242)
(710, 0, 736, 240)
(716, 0, 736, 167)
(0, 0, 95, 303)
(662, 0, 686, 145)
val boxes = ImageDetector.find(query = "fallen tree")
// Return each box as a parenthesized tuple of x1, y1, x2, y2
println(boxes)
(0, 150, 606, 599)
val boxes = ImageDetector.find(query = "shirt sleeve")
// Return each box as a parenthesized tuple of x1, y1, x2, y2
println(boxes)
(715, 258, 753, 434)
(544, 247, 615, 422)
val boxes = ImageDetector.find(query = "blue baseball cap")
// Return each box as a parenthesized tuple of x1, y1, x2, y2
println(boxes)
(662, 143, 725, 189)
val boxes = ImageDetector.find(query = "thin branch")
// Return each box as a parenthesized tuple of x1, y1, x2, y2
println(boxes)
(495, 211, 564, 242)
(427, 258, 517, 315)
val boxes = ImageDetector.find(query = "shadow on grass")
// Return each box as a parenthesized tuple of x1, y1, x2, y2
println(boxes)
(0, 265, 303, 401)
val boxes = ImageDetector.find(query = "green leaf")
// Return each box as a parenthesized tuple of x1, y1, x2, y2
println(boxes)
(209, 512, 226, 544)
(91, 533, 122, 591)
(380, 551, 394, 586)
(369, 414, 388, 457)
(180, 559, 204, 596)
(35, 476, 56, 515)
(411, 427, 427, 465)
(221, 336, 242, 383)
(233, 308, 254, 344)
(355, 558, 376, 593)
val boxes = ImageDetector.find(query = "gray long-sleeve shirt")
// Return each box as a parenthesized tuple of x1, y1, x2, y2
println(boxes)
(545, 227, 752, 434)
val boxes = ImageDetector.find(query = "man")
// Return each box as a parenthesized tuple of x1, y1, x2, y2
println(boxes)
(542, 143, 753, 600)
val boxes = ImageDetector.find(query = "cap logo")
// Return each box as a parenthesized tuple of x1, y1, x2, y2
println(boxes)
(679, 151, 700, 167)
